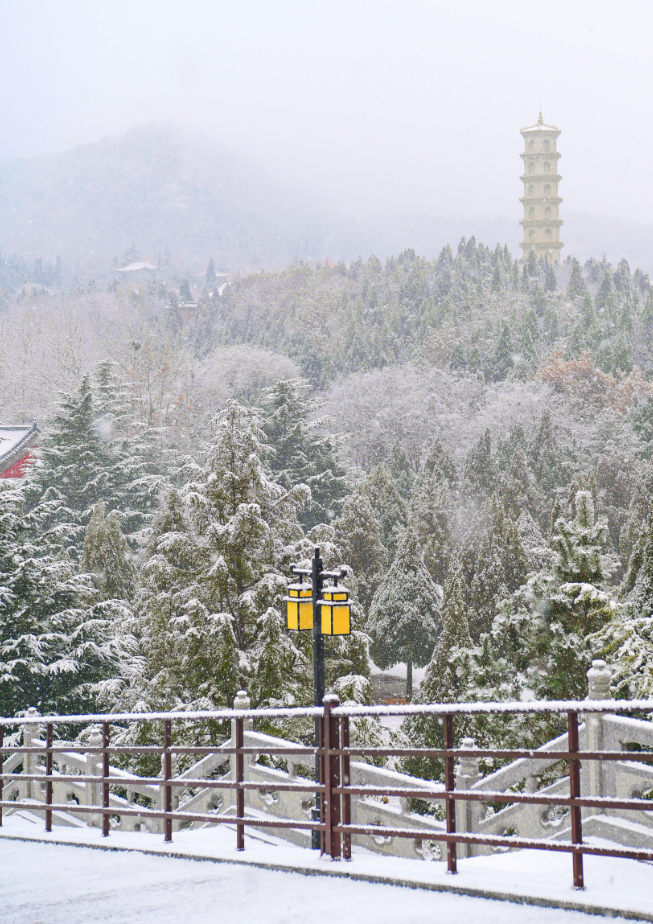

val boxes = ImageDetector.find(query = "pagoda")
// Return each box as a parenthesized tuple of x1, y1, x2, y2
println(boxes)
(520, 113, 563, 262)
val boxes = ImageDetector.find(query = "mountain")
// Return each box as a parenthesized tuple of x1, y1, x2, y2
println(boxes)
(0, 124, 336, 274)
(1, 124, 652, 278)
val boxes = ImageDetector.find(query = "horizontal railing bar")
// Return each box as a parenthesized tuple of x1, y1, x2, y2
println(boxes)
(3, 698, 653, 726)
(0, 745, 319, 757)
(0, 801, 323, 830)
(6, 745, 653, 764)
(334, 824, 653, 861)
(333, 785, 653, 811)
(332, 699, 653, 717)
(0, 708, 324, 726)
(332, 747, 653, 763)
(0, 774, 323, 793)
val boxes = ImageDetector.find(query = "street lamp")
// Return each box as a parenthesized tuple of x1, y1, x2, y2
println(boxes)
(284, 545, 351, 847)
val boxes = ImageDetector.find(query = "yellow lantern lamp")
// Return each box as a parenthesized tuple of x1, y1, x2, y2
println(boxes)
(284, 581, 313, 631)
(319, 585, 351, 636)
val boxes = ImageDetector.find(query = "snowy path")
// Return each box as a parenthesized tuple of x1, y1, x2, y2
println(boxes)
(0, 838, 634, 924)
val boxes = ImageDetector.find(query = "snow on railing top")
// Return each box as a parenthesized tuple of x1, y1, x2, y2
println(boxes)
(0, 706, 324, 726)
(3, 698, 653, 726)
(331, 699, 653, 717)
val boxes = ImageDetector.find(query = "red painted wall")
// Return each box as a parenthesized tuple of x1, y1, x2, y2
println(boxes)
(0, 451, 35, 478)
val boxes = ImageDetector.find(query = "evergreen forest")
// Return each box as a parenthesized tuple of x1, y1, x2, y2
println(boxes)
(3, 240, 653, 781)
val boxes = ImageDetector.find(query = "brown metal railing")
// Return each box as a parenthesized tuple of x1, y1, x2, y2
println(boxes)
(2, 697, 653, 890)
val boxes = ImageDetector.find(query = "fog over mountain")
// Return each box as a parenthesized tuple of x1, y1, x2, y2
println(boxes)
(0, 125, 334, 273)
(2, 124, 653, 278)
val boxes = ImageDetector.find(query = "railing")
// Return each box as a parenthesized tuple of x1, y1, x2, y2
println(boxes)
(3, 695, 653, 891)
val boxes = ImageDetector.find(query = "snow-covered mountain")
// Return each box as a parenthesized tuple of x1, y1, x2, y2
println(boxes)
(0, 124, 335, 273)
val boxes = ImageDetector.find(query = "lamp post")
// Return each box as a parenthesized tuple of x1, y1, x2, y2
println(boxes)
(284, 545, 351, 848)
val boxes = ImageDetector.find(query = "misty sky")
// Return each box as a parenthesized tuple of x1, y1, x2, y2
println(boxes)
(2, 0, 651, 224)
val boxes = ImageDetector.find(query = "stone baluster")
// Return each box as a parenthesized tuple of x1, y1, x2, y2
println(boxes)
(586, 659, 612, 813)
(22, 708, 40, 800)
(455, 737, 482, 857)
(86, 728, 103, 827)
(230, 691, 252, 812)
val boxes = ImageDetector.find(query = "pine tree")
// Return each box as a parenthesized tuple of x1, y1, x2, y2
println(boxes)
(567, 259, 588, 300)
(25, 375, 113, 552)
(364, 463, 407, 555)
(543, 260, 557, 293)
(500, 448, 542, 522)
(81, 502, 136, 601)
(368, 527, 441, 700)
(486, 321, 514, 382)
(206, 257, 217, 287)
(93, 360, 166, 541)
(528, 490, 617, 701)
(184, 400, 307, 650)
(249, 607, 308, 709)
(528, 410, 564, 497)
(387, 442, 415, 499)
(466, 496, 529, 638)
(409, 469, 453, 586)
(0, 482, 137, 716)
(401, 570, 472, 779)
(420, 571, 473, 704)
(464, 429, 497, 500)
(261, 378, 348, 528)
(332, 490, 388, 611)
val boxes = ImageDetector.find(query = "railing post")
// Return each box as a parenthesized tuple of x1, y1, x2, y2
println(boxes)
(22, 708, 39, 800)
(0, 723, 3, 828)
(86, 728, 103, 826)
(235, 714, 245, 850)
(230, 691, 251, 815)
(322, 695, 341, 860)
(341, 714, 351, 861)
(163, 719, 173, 843)
(455, 737, 481, 858)
(45, 723, 53, 833)
(444, 713, 457, 874)
(586, 659, 612, 812)
(568, 711, 584, 889)
(102, 722, 110, 837)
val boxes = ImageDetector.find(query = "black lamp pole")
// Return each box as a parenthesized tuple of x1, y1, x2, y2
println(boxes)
(311, 545, 324, 849)
(291, 545, 346, 849)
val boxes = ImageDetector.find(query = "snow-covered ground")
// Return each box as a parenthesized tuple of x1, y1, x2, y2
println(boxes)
(1, 814, 652, 922)
(1, 835, 645, 924)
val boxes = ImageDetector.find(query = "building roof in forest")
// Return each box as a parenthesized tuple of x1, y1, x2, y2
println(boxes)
(0, 423, 39, 478)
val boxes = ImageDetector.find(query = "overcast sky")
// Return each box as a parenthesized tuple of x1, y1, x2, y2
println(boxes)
(1, 0, 651, 224)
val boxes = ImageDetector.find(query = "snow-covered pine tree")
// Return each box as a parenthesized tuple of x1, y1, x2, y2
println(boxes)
(0, 481, 138, 716)
(249, 607, 310, 711)
(183, 400, 308, 651)
(465, 496, 529, 638)
(528, 410, 564, 499)
(93, 360, 166, 542)
(420, 570, 472, 704)
(363, 463, 407, 555)
(261, 378, 348, 528)
(132, 487, 239, 710)
(463, 429, 497, 500)
(332, 489, 388, 611)
(25, 374, 113, 553)
(402, 570, 473, 779)
(521, 490, 617, 703)
(387, 442, 415, 499)
(499, 447, 543, 523)
(81, 501, 136, 601)
(368, 526, 442, 700)
(409, 469, 453, 586)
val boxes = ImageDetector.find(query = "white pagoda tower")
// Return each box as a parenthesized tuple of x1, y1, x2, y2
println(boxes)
(519, 113, 563, 262)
